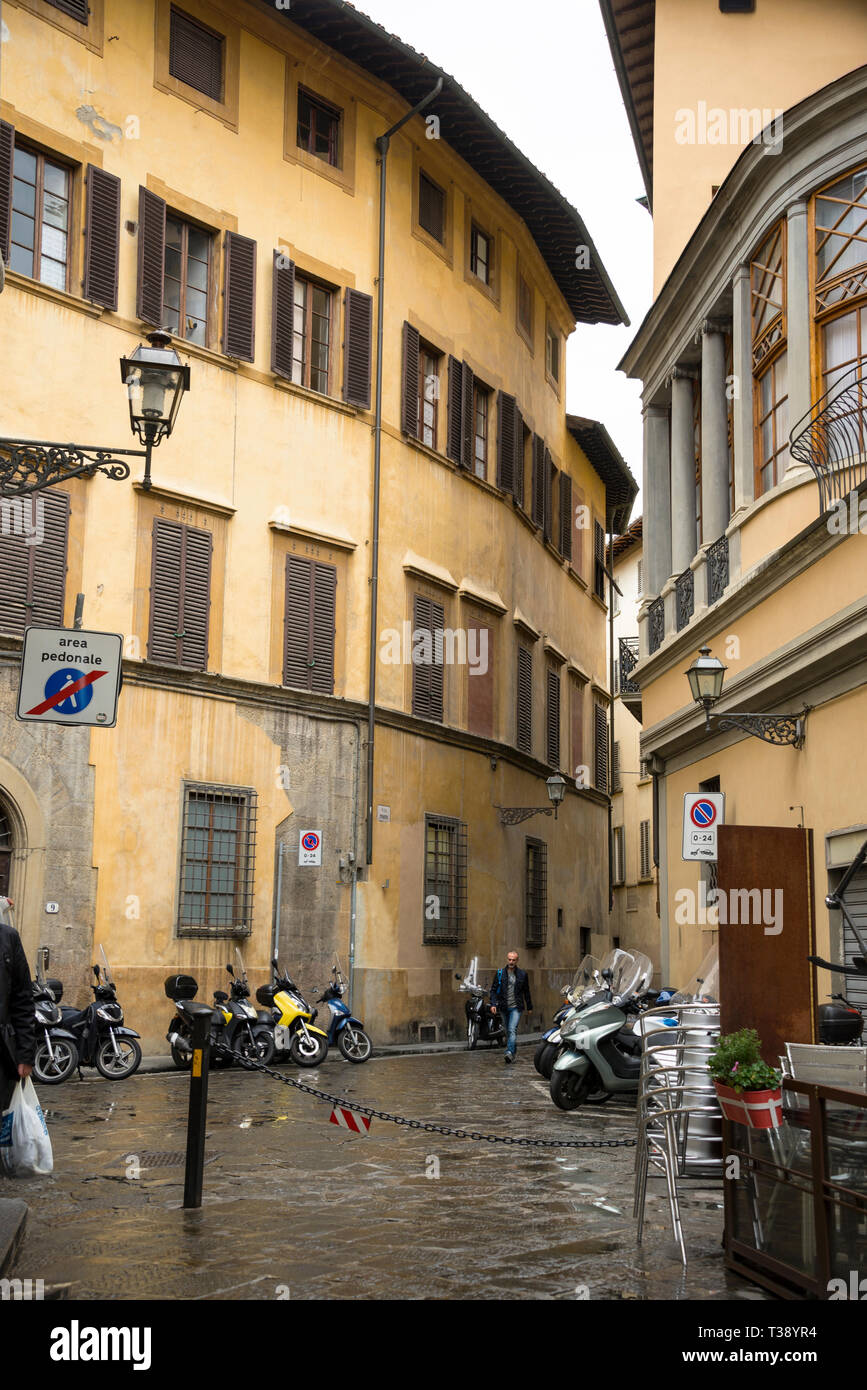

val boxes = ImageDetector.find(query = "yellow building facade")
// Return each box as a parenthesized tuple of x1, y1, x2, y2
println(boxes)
(0, 0, 635, 1048)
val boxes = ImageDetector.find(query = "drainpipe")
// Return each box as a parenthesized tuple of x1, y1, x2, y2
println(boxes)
(606, 547, 622, 916)
(366, 74, 444, 866)
(271, 841, 284, 965)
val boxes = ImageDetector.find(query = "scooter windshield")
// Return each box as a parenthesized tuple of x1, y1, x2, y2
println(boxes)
(564, 956, 603, 1003)
(670, 942, 719, 1003)
(234, 948, 249, 985)
(605, 949, 654, 1007)
(99, 944, 115, 987)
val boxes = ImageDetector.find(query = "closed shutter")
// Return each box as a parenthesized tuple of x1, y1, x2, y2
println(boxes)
(0, 491, 70, 635)
(82, 165, 120, 310)
(612, 740, 621, 791)
(546, 667, 560, 768)
(343, 288, 372, 408)
(169, 7, 224, 102)
(843, 875, 867, 1011)
(411, 593, 444, 721)
(401, 322, 420, 438)
(283, 554, 337, 694)
(223, 231, 256, 362)
(270, 251, 295, 378)
(136, 186, 166, 325)
(531, 435, 545, 527)
(640, 820, 651, 879)
(543, 448, 554, 543)
(447, 356, 463, 464)
(0, 122, 14, 264)
(513, 408, 524, 508)
(573, 485, 585, 576)
(594, 703, 609, 792)
(594, 520, 607, 600)
(48, 0, 90, 20)
(496, 391, 516, 493)
(559, 474, 572, 560)
(516, 644, 532, 753)
(461, 362, 475, 470)
(148, 519, 211, 670)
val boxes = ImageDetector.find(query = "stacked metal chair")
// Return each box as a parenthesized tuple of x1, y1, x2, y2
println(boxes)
(633, 1002, 722, 1265)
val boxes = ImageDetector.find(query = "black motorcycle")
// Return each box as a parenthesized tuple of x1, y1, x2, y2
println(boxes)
(31, 947, 79, 1085)
(166, 951, 275, 1068)
(455, 959, 506, 1049)
(59, 950, 141, 1080)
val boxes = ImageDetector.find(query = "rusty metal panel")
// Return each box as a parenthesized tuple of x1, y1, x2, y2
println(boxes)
(717, 825, 816, 1062)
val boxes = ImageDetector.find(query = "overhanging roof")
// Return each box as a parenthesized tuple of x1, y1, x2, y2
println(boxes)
(567, 415, 638, 534)
(265, 0, 628, 327)
(598, 0, 654, 208)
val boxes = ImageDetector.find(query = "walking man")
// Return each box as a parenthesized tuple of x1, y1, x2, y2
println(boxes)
(490, 950, 532, 1063)
(0, 901, 34, 1116)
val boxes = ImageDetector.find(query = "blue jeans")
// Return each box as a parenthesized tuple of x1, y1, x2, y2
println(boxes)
(504, 1007, 521, 1057)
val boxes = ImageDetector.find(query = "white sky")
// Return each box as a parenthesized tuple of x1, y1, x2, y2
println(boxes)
(358, 0, 652, 514)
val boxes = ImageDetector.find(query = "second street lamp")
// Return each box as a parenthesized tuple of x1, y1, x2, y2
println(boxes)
(685, 645, 807, 748)
(496, 772, 568, 825)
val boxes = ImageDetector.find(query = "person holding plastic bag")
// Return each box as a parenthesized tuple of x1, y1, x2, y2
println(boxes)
(0, 900, 36, 1122)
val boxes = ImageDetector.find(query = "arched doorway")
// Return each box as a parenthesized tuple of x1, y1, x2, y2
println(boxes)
(0, 804, 11, 898)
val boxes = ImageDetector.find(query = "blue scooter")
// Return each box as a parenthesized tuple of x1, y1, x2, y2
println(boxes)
(316, 962, 372, 1063)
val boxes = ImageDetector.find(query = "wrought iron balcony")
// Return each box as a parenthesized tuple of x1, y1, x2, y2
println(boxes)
(675, 568, 694, 631)
(648, 597, 665, 654)
(789, 365, 867, 515)
(619, 637, 640, 694)
(707, 534, 729, 605)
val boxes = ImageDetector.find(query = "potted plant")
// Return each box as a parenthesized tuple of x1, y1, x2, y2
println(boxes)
(708, 1028, 783, 1130)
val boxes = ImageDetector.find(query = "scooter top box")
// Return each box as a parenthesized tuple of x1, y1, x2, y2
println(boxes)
(45, 978, 63, 1002)
(164, 974, 198, 1001)
(256, 983, 277, 1007)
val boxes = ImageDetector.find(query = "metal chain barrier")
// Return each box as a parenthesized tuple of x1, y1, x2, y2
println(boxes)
(212, 1041, 637, 1149)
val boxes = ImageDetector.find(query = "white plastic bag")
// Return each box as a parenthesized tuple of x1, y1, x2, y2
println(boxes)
(0, 1076, 53, 1177)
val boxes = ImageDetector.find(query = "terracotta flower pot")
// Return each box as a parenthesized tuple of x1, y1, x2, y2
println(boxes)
(713, 1080, 783, 1130)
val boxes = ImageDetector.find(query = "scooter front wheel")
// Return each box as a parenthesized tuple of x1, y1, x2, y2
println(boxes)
(467, 1018, 479, 1050)
(236, 1028, 275, 1067)
(170, 1043, 192, 1070)
(550, 1067, 593, 1111)
(95, 1037, 142, 1080)
(33, 1037, 78, 1084)
(338, 1026, 372, 1062)
(289, 1031, 328, 1067)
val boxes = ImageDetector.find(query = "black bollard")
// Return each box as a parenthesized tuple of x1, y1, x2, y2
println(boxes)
(178, 1001, 213, 1210)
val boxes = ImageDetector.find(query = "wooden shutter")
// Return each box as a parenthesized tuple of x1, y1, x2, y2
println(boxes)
(223, 231, 256, 362)
(136, 186, 166, 325)
(0, 492, 70, 635)
(447, 356, 463, 464)
(284, 555, 336, 693)
(411, 593, 444, 721)
(82, 165, 120, 310)
(169, 7, 223, 101)
(401, 322, 420, 438)
(461, 362, 475, 470)
(0, 122, 13, 265)
(543, 448, 554, 543)
(513, 408, 524, 508)
(594, 520, 606, 599)
(516, 644, 532, 753)
(559, 474, 573, 560)
(640, 820, 651, 879)
(343, 288, 372, 408)
(531, 435, 545, 527)
(546, 667, 560, 768)
(594, 703, 609, 792)
(612, 740, 621, 791)
(573, 485, 585, 577)
(271, 251, 295, 379)
(48, 0, 89, 20)
(496, 391, 516, 493)
(148, 519, 211, 670)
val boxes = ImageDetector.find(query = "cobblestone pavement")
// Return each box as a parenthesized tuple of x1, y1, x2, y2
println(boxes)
(9, 1050, 771, 1301)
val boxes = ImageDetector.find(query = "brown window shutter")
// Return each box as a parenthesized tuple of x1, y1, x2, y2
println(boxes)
(0, 492, 70, 635)
(513, 409, 524, 509)
(136, 186, 166, 326)
(310, 561, 337, 694)
(559, 474, 573, 560)
(612, 740, 621, 792)
(48, 0, 89, 20)
(270, 251, 295, 379)
(447, 356, 463, 464)
(148, 519, 211, 670)
(460, 362, 475, 470)
(531, 435, 545, 527)
(496, 391, 515, 493)
(223, 231, 256, 362)
(180, 524, 212, 671)
(284, 554, 337, 693)
(594, 520, 606, 599)
(0, 122, 13, 265)
(516, 643, 532, 753)
(543, 448, 555, 543)
(546, 667, 560, 767)
(573, 485, 585, 576)
(411, 593, 444, 721)
(342, 288, 372, 408)
(466, 620, 493, 737)
(401, 322, 420, 437)
(169, 7, 224, 102)
(82, 165, 120, 310)
(594, 703, 609, 792)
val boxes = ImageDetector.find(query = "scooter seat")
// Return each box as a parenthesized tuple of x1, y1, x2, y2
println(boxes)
(60, 1005, 87, 1025)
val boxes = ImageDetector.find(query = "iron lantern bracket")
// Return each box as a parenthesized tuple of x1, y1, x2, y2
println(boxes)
(0, 437, 151, 498)
(495, 805, 556, 825)
(704, 708, 807, 749)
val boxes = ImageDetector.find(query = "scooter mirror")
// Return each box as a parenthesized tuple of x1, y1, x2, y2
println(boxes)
(93, 964, 100, 979)
(226, 964, 234, 976)
(455, 973, 462, 980)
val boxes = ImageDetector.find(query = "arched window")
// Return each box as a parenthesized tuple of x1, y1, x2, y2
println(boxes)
(0, 805, 13, 899)
(750, 222, 788, 497)
(814, 164, 867, 412)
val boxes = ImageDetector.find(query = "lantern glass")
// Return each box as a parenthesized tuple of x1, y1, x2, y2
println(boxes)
(685, 647, 726, 707)
(546, 774, 567, 806)
(120, 332, 189, 445)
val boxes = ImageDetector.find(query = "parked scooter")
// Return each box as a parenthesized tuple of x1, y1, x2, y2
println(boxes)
(549, 949, 654, 1110)
(59, 947, 142, 1080)
(31, 946, 79, 1085)
(256, 959, 329, 1067)
(534, 956, 605, 1079)
(455, 958, 506, 1049)
(166, 951, 275, 1067)
(315, 960, 372, 1062)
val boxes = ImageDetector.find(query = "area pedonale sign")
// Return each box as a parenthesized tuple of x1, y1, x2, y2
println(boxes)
(16, 626, 123, 728)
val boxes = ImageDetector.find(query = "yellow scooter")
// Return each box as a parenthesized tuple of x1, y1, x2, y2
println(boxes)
(256, 958, 329, 1067)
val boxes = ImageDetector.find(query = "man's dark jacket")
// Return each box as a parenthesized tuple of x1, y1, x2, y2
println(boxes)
(490, 966, 532, 1012)
(0, 921, 35, 1076)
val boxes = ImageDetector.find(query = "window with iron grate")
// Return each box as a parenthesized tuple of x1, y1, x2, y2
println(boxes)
(177, 784, 257, 937)
(525, 838, 547, 947)
(423, 816, 467, 944)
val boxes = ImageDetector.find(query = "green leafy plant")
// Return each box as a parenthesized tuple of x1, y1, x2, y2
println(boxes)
(708, 1028, 782, 1094)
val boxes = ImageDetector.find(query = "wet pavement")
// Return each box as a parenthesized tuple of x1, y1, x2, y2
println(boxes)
(8, 1050, 772, 1301)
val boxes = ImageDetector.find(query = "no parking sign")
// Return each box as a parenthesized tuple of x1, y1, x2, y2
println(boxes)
(298, 830, 322, 866)
(682, 793, 725, 861)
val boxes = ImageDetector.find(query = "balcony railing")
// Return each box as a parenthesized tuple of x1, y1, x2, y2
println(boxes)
(648, 597, 665, 654)
(707, 534, 729, 605)
(789, 365, 867, 514)
(675, 568, 694, 631)
(619, 636, 640, 695)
